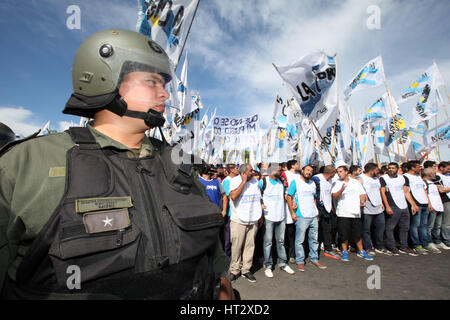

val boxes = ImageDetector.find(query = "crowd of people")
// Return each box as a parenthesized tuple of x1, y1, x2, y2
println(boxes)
(198, 159, 450, 283)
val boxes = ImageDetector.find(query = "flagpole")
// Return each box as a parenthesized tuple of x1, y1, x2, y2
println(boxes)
(379, 55, 403, 164)
(309, 119, 335, 162)
(298, 137, 303, 167)
(433, 59, 450, 119)
(176, 0, 201, 70)
(330, 54, 339, 159)
(267, 94, 280, 159)
(435, 115, 441, 161)
(312, 127, 325, 164)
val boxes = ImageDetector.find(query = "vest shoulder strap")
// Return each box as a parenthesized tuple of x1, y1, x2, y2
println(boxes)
(66, 127, 97, 146)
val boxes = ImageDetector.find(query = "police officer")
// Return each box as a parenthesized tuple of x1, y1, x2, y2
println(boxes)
(0, 29, 233, 299)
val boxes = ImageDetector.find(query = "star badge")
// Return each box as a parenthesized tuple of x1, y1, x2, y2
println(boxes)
(102, 216, 113, 227)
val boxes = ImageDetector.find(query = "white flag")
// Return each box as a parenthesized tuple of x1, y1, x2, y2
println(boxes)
(274, 52, 336, 122)
(343, 55, 385, 101)
(136, 0, 200, 68)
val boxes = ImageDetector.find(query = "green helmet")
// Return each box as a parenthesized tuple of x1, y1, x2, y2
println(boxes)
(64, 29, 172, 119)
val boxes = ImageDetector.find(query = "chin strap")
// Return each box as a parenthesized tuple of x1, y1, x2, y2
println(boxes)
(124, 109, 166, 128)
(108, 92, 166, 128)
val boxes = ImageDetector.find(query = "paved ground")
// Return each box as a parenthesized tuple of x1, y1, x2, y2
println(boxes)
(232, 249, 450, 300)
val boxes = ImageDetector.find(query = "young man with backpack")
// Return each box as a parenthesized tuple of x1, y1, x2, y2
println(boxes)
(312, 165, 341, 260)
(287, 165, 327, 271)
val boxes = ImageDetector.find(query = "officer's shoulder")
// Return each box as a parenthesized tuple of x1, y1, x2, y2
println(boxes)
(0, 131, 72, 160)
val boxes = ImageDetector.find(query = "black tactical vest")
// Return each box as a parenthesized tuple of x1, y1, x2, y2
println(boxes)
(6, 127, 224, 299)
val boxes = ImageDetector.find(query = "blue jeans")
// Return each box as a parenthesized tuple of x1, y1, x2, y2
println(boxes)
(427, 211, 443, 244)
(362, 213, 386, 251)
(263, 219, 287, 268)
(410, 206, 429, 248)
(294, 216, 319, 264)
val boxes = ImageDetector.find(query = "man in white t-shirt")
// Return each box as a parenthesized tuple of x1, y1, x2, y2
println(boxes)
(331, 165, 373, 262)
(360, 163, 391, 256)
(403, 160, 432, 255)
(287, 165, 327, 271)
(423, 167, 446, 253)
(228, 164, 263, 283)
(282, 159, 300, 264)
(380, 162, 419, 256)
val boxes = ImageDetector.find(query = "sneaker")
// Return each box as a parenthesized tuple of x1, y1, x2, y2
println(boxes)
(297, 263, 305, 272)
(415, 245, 428, 255)
(399, 248, 418, 256)
(357, 250, 374, 261)
(241, 272, 257, 283)
(324, 250, 341, 260)
(229, 273, 240, 282)
(309, 261, 327, 269)
(341, 250, 349, 262)
(367, 249, 376, 256)
(280, 265, 295, 274)
(289, 257, 297, 264)
(436, 242, 450, 250)
(375, 248, 393, 256)
(389, 247, 400, 256)
(320, 243, 325, 250)
(426, 244, 441, 254)
(264, 268, 274, 278)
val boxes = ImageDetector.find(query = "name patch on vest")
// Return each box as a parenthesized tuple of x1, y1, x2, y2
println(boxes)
(75, 196, 133, 213)
(83, 208, 131, 234)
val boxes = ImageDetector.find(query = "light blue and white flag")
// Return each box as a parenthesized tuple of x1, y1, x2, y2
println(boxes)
(136, 0, 200, 67)
(363, 95, 388, 123)
(424, 119, 450, 150)
(398, 63, 444, 127)
(343, 55, 385, 101)
(273, 52, 336, 122)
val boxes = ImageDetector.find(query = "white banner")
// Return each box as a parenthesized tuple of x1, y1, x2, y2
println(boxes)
(136, 0, 199, 67)
(213, 114, 260, 150)
(274, 51, 336, 122)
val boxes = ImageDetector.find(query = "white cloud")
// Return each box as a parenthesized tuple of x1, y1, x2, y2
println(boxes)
(0, 106, 44, 136)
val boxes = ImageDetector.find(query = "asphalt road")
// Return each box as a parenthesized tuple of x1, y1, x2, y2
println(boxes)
(232, 249, 450, 300)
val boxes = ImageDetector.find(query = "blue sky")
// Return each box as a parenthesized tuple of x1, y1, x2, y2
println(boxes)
(1, 0, 450, 159)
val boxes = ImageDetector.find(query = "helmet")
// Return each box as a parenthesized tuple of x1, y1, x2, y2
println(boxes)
(63, 29, 173, 126)
(0, 122, 15, 148)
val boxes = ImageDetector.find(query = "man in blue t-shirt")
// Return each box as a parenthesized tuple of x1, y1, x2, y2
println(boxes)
(198, 165, 227, 213)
